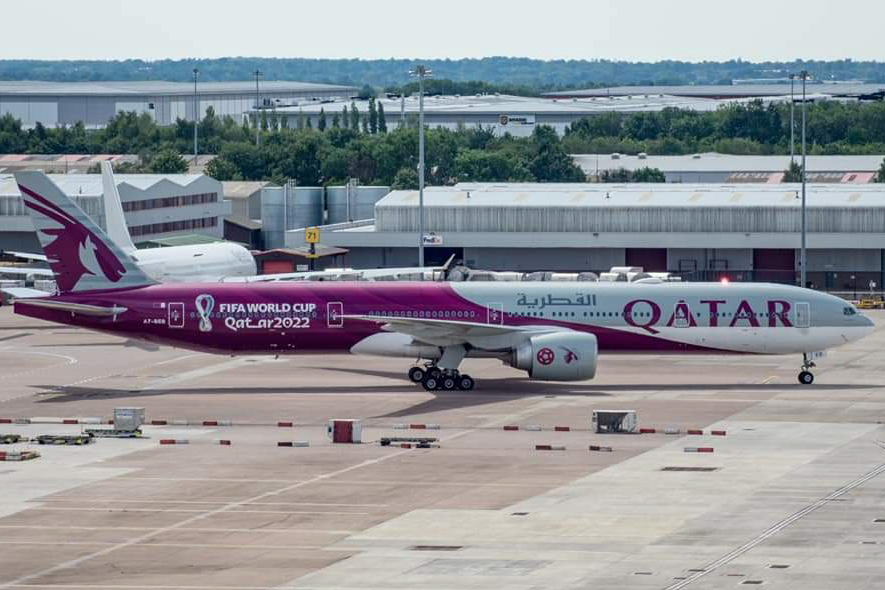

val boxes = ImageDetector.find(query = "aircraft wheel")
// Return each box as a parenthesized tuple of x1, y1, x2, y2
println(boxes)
(441, 376, 457, 391)
(458, 374, 475, 391)
(798, 371, 814, 385)
(422, 376, 440, 391)
(408, 366, 426, 383)
(427, 367, 443, 380)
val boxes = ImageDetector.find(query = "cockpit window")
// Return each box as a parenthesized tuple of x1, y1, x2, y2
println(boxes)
(843, 307, 857, 316)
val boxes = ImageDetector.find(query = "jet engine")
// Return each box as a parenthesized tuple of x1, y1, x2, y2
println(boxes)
(509, 332, 598, 381)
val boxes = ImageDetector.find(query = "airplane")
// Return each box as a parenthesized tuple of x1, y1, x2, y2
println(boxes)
(10, 171, 876, 390)
(3, 164, 458, 295)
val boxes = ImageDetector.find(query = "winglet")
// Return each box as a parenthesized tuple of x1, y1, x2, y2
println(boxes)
(101, 161, 137, 253)
(15, 171, 155, 293)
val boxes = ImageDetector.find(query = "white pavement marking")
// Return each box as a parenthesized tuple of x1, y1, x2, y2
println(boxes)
(139, 356, 278, 391)
(0, 351, 78, 400)
(663, 460, 885, 590)
(0, 541, 348, 551)
(24, 507, 371, 515)
(34, 499, 389, 508)
(0, 526, 357, 535)
(0, 446, 416, 589)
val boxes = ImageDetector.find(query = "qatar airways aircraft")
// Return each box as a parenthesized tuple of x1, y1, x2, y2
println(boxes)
(11, 171, 875, 389)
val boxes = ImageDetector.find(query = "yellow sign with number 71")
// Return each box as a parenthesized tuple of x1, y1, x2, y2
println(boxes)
(304, 227, 320, 244)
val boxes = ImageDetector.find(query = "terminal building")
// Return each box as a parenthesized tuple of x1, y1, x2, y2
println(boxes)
(249, 93, 795, 137)
(545, 83, 885, 100)
(0, 81, 358, 128)
(574, 153, 885, 183)
(0, 173, 229, 251)
(300, 182, 885, 291)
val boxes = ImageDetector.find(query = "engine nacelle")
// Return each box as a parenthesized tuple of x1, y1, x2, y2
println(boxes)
(510, 332, 598, 381)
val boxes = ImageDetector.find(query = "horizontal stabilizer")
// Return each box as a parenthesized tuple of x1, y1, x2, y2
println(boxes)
(1, 287, 52, 299)
(16, 299, 128, 317)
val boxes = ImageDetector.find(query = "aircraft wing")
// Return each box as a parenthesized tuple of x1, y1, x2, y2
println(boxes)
(345, 314, 564, 349)
(1, 250, 48, 262)
(0, 287, 52, 299)
(0, 266, 55, 277)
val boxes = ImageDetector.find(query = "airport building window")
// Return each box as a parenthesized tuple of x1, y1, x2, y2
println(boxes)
(129, 216, 218, 237)
(123, 192, 218, 212)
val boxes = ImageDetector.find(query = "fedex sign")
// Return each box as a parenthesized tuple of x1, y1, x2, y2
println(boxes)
(623, 299, 793, 334)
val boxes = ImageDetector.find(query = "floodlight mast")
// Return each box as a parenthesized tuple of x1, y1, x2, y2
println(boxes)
(800, 70, 809, 289)
(409, 65, 432, 272)
(254, 69, 262, 147)
(193, 68, 199, 167)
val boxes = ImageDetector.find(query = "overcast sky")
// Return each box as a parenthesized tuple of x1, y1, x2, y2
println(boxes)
(1, 0, 882, 62)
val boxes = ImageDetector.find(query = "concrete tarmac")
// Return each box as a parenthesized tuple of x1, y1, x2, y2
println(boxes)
(0, 305, 883, 589)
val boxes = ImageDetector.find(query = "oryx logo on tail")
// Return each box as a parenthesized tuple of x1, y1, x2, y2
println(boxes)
(15, 171, 155, 293)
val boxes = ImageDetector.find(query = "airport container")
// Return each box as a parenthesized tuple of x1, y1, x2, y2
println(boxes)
(328, 419, 362, 443)
(114, 407, 145, 431)
(592, 410, 637, 434)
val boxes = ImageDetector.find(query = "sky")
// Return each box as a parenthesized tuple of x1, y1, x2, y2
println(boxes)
(1, 0, 883, 62)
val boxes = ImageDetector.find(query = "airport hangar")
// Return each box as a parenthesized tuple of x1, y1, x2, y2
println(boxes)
(299, 182, 885, 291)
(250, 92, 796, 137)
(0, 173, 230, 251)
(544, 82, 885, 100)
(0, 80, 358, 128)
(574, 153, 885, 184)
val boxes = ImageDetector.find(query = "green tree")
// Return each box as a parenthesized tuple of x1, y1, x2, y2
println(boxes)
(341, 105, 350, 130)
(332, 112, 340, 128)
(454, 149, 533, 182)
(306, 117, 313, 130)
(296, 109, 305, 130)
(783, 160, 803, 182)
(280, 114, 289, 130)
(377, 101, 387, 133)
(350, 102, 360, 132)
(631, 166, 666, 182)
(392, 166, 419, 189)
(148, 149, 188, 173)
(205, 156, 242, 181)
(528, 125, 586, 182)
(260, 110, 268, 131)
(876, 158, 885, 182)
(368, 98, 378, 134)
(599, 168, 632, 182)
(361, 115, 369, 134)
(318, 108, 327, 132)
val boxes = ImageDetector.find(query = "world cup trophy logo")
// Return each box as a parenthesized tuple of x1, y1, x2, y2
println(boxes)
(195, 294, 215, 333)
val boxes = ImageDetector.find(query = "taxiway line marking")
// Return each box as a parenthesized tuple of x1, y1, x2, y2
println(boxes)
(22, 507, 371, 516)
(0, 525, 357, 534)
(0, 541, 349, 551)
(663, 460, 885, 590)
(0, 444, 417, 588)
(111, 476, 546, 487)
(32, 499, 388, 508)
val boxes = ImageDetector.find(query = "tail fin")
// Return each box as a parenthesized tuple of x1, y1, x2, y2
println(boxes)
(15, 171, 155, 293)
(100, 162, 137, 253)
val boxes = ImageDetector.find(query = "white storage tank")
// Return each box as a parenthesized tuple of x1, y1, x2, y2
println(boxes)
(326, 186, 390, 224)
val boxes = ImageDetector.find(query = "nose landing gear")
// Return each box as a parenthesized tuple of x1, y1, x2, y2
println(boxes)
(798, 354, 816, 385)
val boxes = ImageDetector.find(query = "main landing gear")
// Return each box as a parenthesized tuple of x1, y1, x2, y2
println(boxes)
(408, 364, 475, 391)
(798, 354, 816, 385)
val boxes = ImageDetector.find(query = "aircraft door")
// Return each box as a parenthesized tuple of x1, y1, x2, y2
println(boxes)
(168, 302, 185, 328)
(795, 302, 810, 328)
(672, 300, 691, 328)
(327, 302, 344, 328)
(487, 303, 504, 325)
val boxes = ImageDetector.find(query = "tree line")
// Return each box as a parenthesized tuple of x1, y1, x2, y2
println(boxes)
(2, 98, 885, 182)
(3, 57, 885, 87)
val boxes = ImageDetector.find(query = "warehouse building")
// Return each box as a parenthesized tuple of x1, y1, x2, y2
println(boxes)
(249, 93, 794, 137)
(0, 81, 358, 128)
(574, 153, 885, 183)
(545, 83, 885, 100)
(298, 182, 885, 291)
(0, 173, 229, 251)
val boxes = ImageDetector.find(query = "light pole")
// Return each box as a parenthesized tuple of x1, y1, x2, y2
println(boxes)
(409, 64, 432, 269)
(789, 73, 795, 165)
(800, 70, 809, 289)
(254, 69, 262, 147)
(192, 68, 199, 167)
